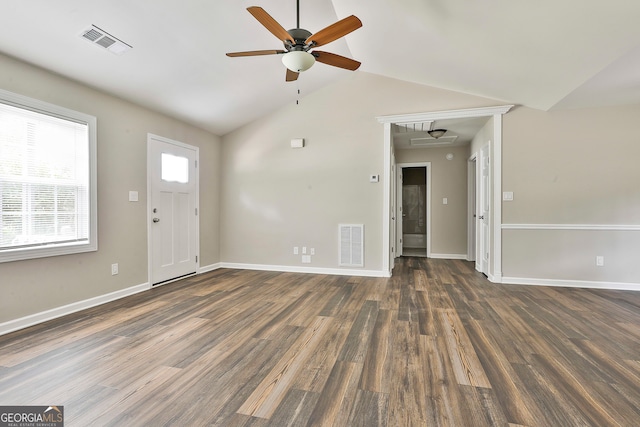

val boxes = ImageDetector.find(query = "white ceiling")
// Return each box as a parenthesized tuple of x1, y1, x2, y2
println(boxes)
(0, 1, 639, 136)
(393, 117, 489, 150)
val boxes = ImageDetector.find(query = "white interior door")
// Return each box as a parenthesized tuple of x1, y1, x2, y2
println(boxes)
(477, 145, 490, 275)
(148, 134, 198, 285)
(467, 156, 477, 262)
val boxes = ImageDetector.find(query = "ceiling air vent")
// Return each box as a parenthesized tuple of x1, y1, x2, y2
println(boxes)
(80, 25, 132, 55)
(410, 135, 458, 147)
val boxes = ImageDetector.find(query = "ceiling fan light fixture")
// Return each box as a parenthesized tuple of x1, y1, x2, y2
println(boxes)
(427, 129, 447, 139)
(282, 51, 315, 72)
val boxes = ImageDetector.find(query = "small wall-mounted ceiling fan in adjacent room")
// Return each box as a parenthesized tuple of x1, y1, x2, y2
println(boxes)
(226, 1, 362, 81)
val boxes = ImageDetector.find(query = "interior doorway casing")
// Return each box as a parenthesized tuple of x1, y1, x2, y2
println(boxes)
(378, 105, 514, 279)
(396, 162, 431, 258)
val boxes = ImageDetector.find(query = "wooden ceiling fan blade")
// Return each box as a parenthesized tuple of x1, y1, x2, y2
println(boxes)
(247, 6, 294, 43)
(313, 51, 361, 71)
(226, 50, 285, 57)
(305, 15, 362, 47)
(286, 68, 300, 82)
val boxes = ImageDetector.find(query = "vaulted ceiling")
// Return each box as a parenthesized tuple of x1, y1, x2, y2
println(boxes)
(1, 1, 639, 135)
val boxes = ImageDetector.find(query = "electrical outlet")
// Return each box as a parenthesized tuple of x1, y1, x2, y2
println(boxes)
(293, 246, 299, 255)
(310, 248, 315, 255)
(302, 255, 311, 263)
(596, 256, 604, 267)
(111, 263, 119, 275)
(302, 246, 307, 254)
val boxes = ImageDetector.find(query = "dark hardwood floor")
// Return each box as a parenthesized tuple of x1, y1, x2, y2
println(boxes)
(1, 258, 639, 426)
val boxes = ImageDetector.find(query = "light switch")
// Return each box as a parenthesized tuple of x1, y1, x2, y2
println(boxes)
(443, 198, 448, 205)
(129, 191, 138, 202)
(503, 191, 514, 201)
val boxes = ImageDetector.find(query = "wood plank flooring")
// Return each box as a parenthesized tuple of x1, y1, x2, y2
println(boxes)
(1, 258, 639, 426)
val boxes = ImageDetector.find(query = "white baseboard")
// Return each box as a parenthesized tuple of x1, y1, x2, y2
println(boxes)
(0, 282, 149, 336)
(220, 262, 390, 278)
(199, 262, 222, 274)
(501, 276, 640, 292)
(429, 253, 468, 260)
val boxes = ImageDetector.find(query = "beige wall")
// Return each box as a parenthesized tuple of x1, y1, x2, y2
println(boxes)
(0, 53, 221, 324)
(395, 145, 470, 256)
(220, 72, 498, 272)
(470, 116, 494, 155)
(501, 105, 640, 284)
(4, 52, 638, 329)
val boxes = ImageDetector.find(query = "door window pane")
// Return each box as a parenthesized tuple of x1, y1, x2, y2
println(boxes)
(161, 153, 188, 183)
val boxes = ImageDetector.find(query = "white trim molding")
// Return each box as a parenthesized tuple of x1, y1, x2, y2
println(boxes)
(502, 276, 640, 292)
(430, 253, 468, 260)
(0, 283, 149, 336)
(220, 262, 390, 278)
(382, 122, 392, 275)
(376, 105, 515, 124)
(199, 263, 223, 274)
(502, 223, 640, 231)
(492, 114, 504, 281)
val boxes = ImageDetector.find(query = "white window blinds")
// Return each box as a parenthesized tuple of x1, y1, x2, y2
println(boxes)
(0, 95, 94, 258)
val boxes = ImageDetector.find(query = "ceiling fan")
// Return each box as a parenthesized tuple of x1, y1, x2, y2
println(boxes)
(226, 1, 362, 82)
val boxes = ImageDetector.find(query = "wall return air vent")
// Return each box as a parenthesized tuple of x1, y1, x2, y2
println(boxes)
(339, 224, 364, 267)
(80, 25, 132, 55)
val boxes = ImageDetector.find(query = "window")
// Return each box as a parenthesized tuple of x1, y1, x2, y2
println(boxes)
(0, 89, 97, 262)
(161, 153, 189, 183)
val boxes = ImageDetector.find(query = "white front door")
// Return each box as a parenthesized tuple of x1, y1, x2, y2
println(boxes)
(148, 134, 198, 285)
(477, 145, 490, 275)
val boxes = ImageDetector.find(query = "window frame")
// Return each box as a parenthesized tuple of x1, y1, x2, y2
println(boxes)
(0, 88, 97, 263)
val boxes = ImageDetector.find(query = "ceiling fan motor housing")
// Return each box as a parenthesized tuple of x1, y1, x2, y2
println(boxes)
(285, 28, 313, 51)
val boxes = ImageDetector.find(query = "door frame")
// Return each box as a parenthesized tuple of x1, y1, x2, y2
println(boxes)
(147, 133, 200, 288)
(477, 145, 490, 275)
(396, 162, 432, 258)
(467, 154, 477, 262)
(378, 105, 513, 279)
(390, 150, 396, 268)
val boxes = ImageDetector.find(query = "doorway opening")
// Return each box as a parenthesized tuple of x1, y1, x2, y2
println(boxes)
(396, 162, 431, 258)
(401, 167, 427, 257)
(378, 105, 514, 277)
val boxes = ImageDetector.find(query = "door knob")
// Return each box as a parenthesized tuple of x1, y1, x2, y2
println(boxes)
(153, 218, 160, 223)
(478, 215, 484, 220)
